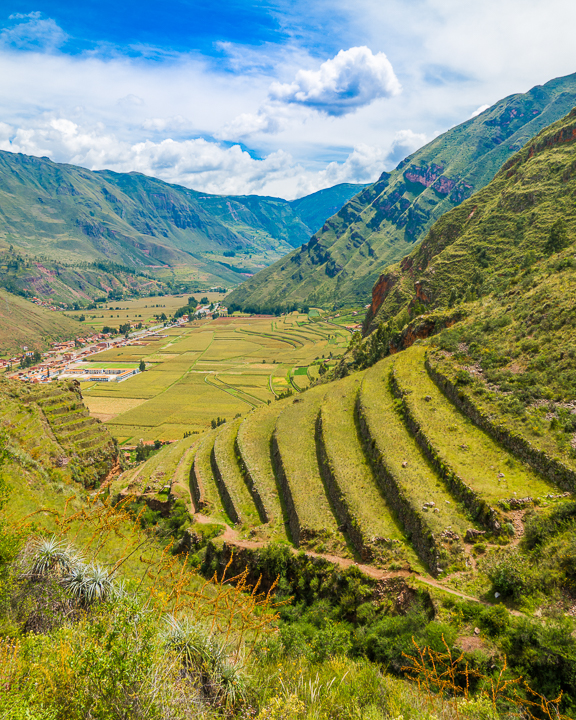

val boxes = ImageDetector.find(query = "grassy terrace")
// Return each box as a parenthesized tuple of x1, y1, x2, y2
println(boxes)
(236, 401, 290, 540)
(211, 417, 261, 526)
(115, 435, 201, 499)
(394, 346, 554, 504)
(273, 385, 346, 553)
(358, 357, 475, 574)
(318, 373, 418, 569)
(191, 429, 228, 522)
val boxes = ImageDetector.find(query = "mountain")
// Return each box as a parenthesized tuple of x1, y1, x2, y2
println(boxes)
(227, 71, 576, 312)
(0, 150, 364, 301)
(0, 287, 94, 355)
(365, 106, 576, 332)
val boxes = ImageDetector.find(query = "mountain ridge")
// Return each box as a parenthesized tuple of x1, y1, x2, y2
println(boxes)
(0, 149, 365, 301)
(226, 71, 576, 311)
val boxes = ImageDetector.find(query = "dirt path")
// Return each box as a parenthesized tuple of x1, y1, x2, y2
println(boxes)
(192, 513, 511, 610)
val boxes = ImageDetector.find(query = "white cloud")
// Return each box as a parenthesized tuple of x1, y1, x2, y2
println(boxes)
(269, 46, 401, 116)
(0, 114, 398, 198)
(470, 104, 490, 118)
(386, 129, 428, 165)
(0, 11, 67, 52)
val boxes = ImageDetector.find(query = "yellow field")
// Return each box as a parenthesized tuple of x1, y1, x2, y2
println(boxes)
(81, 313, 350, 443)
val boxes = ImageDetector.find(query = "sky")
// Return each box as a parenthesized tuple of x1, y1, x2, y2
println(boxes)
(0, 1, 575, 199)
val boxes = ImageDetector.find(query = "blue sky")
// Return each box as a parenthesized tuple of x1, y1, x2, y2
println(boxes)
(0, 1, 575, 198)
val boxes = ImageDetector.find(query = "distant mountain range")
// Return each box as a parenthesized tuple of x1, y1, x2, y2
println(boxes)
(227, 71, 576, 311)
(0, 150, 364, 302)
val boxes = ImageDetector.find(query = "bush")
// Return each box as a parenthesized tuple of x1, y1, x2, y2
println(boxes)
(479, 604, 509, 636)
(482, 550, 529, 600)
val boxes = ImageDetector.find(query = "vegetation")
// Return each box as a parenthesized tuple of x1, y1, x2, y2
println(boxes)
(0, 151, 363, 301)
(227, 71, 576, 311)
(80, 311, 349, 443)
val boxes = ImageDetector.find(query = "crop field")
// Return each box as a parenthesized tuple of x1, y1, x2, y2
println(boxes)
(62, 292, 228, 331)
(82, 312, 350, 443)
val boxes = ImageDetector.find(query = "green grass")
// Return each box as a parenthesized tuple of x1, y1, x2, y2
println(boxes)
(212, 417, 261, 527)
(0, 287, 93, 356)
(236, 401, 290, 540)
(319, 373, 419, 569)
(273, 385, 345, 552)
(393, 346, 554, 504)
(191, 429, 229, 522)
(359, 357, 475, 571)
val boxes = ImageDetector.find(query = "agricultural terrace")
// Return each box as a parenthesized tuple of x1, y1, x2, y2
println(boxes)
(81, 312, 350, 443)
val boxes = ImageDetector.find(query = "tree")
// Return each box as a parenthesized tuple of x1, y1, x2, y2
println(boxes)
(545, 219, 569, 254)
(139, 360, 146, 373)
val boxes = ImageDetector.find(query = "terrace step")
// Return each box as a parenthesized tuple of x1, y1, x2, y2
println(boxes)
(317, 373, 414, 568)
(357, 356, 475, 576)
(190, 429, 228, 521)
(54, 417, 97, 437)
(236, 401, 291, 539)
(60, 425, 102, 445)
(392, 346, 554, 530)
(49, 409, 89, 426)
(211, 418, 262, 526)
(76, 434, 113, 452)
(272, 385, 344, 550)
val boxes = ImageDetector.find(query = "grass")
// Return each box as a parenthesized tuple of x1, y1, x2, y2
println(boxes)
(394, 346, 554, 504)
(236, 402, 290, 541)
(113, 436, 198, 498)
(0, 287, 93, 356)
(211, 417, 261, 527)
(191, 429, 229, 523)
(319, 373, 419, 569)
(359, 357, 475, 571)
(273, 385, 345, 552)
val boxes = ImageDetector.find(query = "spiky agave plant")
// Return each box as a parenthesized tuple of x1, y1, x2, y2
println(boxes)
(164, 615, 223, 671)
(62, 563, 114, 605)
(164, 616, 247, 709)
(30, 536, 80, 576)
(214, 657, 248, 709)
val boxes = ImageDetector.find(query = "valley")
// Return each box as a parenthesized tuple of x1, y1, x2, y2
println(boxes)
(3, 46, 576, 719)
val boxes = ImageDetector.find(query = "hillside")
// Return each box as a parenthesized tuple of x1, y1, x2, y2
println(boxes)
(0, 149, 363, 300)
(0, 288, 95, 355)
(227, 71, 576, 311)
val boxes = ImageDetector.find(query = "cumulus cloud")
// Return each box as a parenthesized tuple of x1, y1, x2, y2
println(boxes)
(470, 104, 490, 118)
(270, 46, 401, 116)
(0, 115, 407, 198)
(386, 129, 427, 166)
(219, 46, 401, 139)
(0, 12, 67, 52)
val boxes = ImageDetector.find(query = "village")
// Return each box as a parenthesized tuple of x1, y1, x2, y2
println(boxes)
(2, 300, 226, 384)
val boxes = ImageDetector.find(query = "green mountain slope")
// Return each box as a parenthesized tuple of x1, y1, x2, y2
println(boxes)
(0, 287, 94, 355)
(0, 150, 363, 299)
(227, 71, 576, 311)
(343, 105, 576, 471)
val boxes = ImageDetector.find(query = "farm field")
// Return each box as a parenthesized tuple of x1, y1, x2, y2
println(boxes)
(81, 312, 350, 443)
(61, 291, 228, 331)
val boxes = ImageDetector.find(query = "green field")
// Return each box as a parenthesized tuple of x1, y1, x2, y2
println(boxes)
(81, 312, 350, 443)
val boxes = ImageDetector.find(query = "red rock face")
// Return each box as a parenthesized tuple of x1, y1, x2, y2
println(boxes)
(404, 164, 444, 188)
(414, 281, 429, 302)
(400, 256, 413, 272)
(371, 272, 397, 316)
